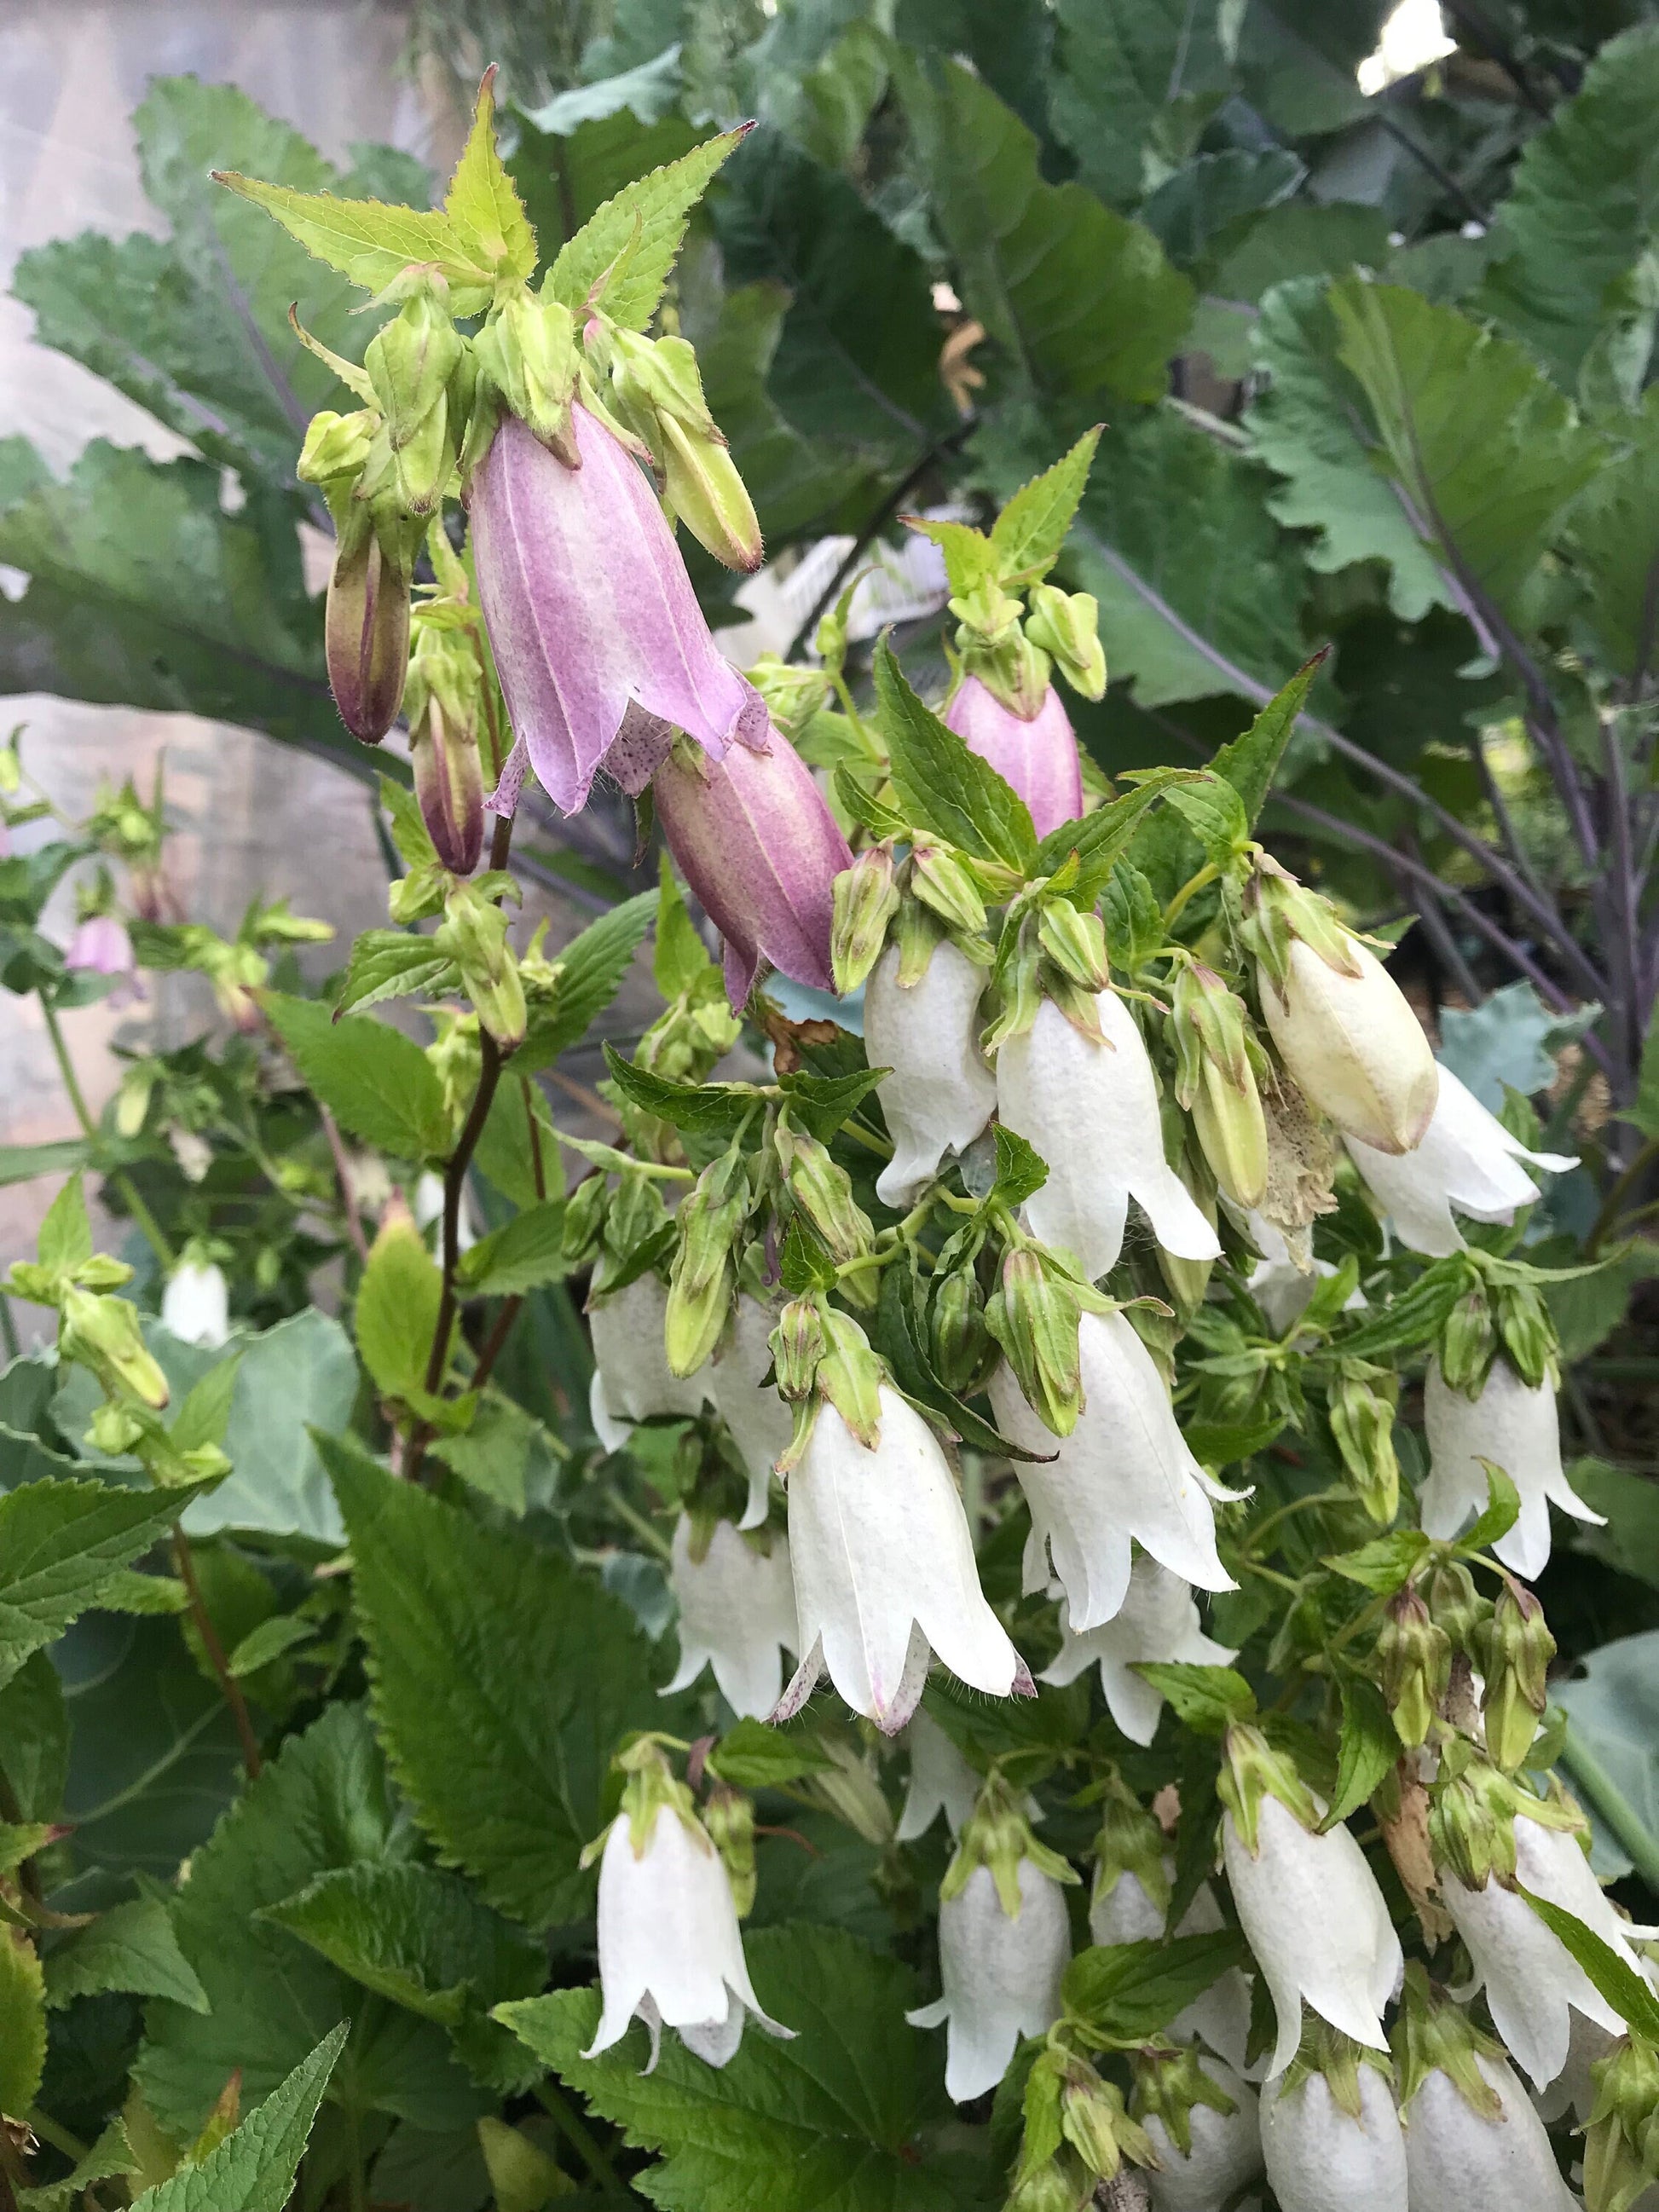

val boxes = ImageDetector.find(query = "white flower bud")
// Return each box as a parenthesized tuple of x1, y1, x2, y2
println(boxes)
(413, 1168, 477, 1251)
(1143, 2058, 1262, 2212)
(589, 1271, 710, 1451)
(1345, 1063, 1576, 1257)
(776, 1387, 1029, 1734)
(1402, 2052, 1577, 2209)
(1042, 1557, 1236, 1745)
(585, 1799, 792, 2068)
(895, 1707, 981, 1842)
(989, 1312, 1239, 1632)
(1440, 1812, 1638, 2091)
(1260, 2062, 1408, 2212)
(906, 1857, 1070, 2102)
(1091, 1860, 1253, 2076)
(1223, 1793, 1402, 2081)
(997, 993, 1220, 1280)
(865, 941, 997, 1209)
(1258, 935, 1437, 1157)
(662, 1517, 797, 1720)
(161, 1260, 229, 1349)
(707, 1293, 794, 1528)
(1421, 1356, 1602, 1582)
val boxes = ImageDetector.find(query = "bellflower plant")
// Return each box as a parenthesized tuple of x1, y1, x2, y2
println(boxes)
(1258, 2032, 1408, 2212)
(1039, 1556, 1237, 1744)
(1421, 1354, 1602, 1580)
(661, 1516, 797, 1721)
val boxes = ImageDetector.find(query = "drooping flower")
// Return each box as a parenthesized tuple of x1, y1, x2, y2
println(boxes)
(1345, 1063, 1577, 1257)
(908, 1774, 1074, 2101)
(996, 993, 1221, 1280)
(895, 1706, 982, 1843)
(160, 1259, 230, 1349)
(942, 675, 1083, 840)
(651, 725, 851, 1011)
(706, 1294, 794, 1530)
(1135, 2053, 1262, 2212)
(65, 913, 140, 1004)
(1220, 1728, 1402, 2081)
(584, 1744, 792, 2069)
(1400, 2041, 1576, 2208)
(1438, 1809, 1639, 2091)
(775, 1385, 1029, 1734)
(1040, 1556, 1237, 1744)
(588, 1271, 709, 1452)
(989, 1312, 1239, 1632)
(865, 940, 997, 1208)
(1258, 2047, 1408, 2212)
(662, 1517, 797, 1720)
(1419, 1355, 1602, 1581)
(470, 407, 769, 816)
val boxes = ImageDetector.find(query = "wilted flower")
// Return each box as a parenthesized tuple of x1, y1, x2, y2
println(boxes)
(1259, 2048, 1408, 2212)
(65, 914, 142, 1005)
(865, 941, 997, 1208)
(652, 727, 851, 1010)
(997, 993, 1221, 1281)
(707, 1294, 794, 1530)
(470, 407, 768, 816)
(662, 1517, 797, 1720)
(584, 1746, 792, 2069)
(1220, 1728, 1402, 2081)
(1041, 1556, 1237, 1744)
(989, 1311, 1240, 1632)
(1402, 2045, 1575, 2209)
(1420, 1355, 1601, 1581)
(775, 1385, 1029, 1733)
(1136, 2053, 1262, 2212)
(161, 1258, 230, 1349)
(1439, 1808, 1639, 2091)
(1345, 1063, 1576, 1257)
(895, 1706, 982, 1842)
(589, 1272, 710, 1452)
(942, 675, 1083, 839)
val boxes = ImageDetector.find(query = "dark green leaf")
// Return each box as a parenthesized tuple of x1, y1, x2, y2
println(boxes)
(1323, 1678, 1399, 1828)
(707, 1718, 835, 1790)
(516, 894, 656, 1073)
(473, 1075, 562, 1212)
(132, 2023, 347, 2212)
(601, 1046, 760, 1141)
(1462, 1464, 1523, 1553)
(1061, 1931, 1250, 2041)
(1049, 0, 1233, 209)
(1336, 1263, 1464, 1362)
(46, 1896, 209, 2014)
(1032, 770, 1197, 901)
(1517, 1889, 1659, 2042)
(874, 638, 1037, 870)
(456, 1203, 569, 1297)
(1129, 1663, 1256, 1735)
(991, 1124, 1048, 1210)
(776, 1066, 886, 1144)
(337, 931, 454, 1017)
(875, 1262, 1051, 1464)
(780, 1216, 839, 1296)
(265, 995, 450, 1162)
(0, 1479, 206, 1694)
(1323, 1531, 1430, 1596)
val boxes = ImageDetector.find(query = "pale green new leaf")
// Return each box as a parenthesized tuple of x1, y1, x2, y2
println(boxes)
(516, 892, 656, 1073)
(337, 930, 455, 1017)
(990, 426, 1102, 584)
(356, 1213, 445, 1403)
(46, 1895, 210, 2013)
(547, 127, 749, 331)
(228, 1615, 317, 1678)
(211, 176, 488, 313)
(0, 1932, 45, 2117)
(442, 70, 537, 290)
(264, 995, 451, 1161)
(132, 2024, 347, 2212)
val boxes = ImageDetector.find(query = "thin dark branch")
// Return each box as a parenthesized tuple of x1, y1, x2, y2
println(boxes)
(1399, 831, 1484, 1005)
(1440, 0, 1565, 109)
(1373, 107, 1490, 228)
(173, 1527, 263, 1776)
(320, 1105, 369, 1264)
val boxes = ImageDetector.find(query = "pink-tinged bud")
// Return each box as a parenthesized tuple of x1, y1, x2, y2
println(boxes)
(65, 915, 134, 979)
(652, 728, 853, 1010)
(326, 525, 410, 744)
(942, 676, 1083, 839)
(406, 632, 484, 875)
(470, 407, 769, 815)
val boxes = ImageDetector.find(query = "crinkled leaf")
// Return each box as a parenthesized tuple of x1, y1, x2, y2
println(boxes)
(456, 1202, 569, 1297)
(337, 931, 454, 1017)
(265, 994, 451, 1162)
(443, 71, 537, 289)
(1129, 1661, 1256, 1735)
(602, 1047, 761, 1141)
(1061, 1931, 1249, 2041)
(990, 428, 1101, 584)
(0, 1479, 206, 1694)
(1048, 0, 1233, 209)
(775, 1066, 887, 1144)
(875, 637, 1037, 870)
(1033, 768, 1198, 904)
(1161, 777, 1249, 868)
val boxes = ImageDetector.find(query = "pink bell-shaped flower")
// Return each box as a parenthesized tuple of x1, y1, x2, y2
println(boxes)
(942, 675, 1084, 839)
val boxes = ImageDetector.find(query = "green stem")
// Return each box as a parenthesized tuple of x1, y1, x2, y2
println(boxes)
(25, 2109, 89, 2164)
(114, 1173, 175, 1273)
(1164, 859, 1220, 929)
(534, 2080, 628, 2200)
(0, 1297, 18, 1363)
(1238, 1485, 1350, 1561)
(1561, 1718, 1659, 1894)
(608, 1489, 673, 1562)
(41, 994, 174, 1268)
(1589, 1135, 1659, 1255)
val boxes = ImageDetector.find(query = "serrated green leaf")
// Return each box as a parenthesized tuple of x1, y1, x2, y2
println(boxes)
(135, 1706, 480, 2140)
(991, 1124, 1048, 1209)
(14, 2116, 133, 2212)
(0, 1822, 55, 1877)
(474, 1074, 563, 1212)
(602, 1047, 762, 1141)
(381, 775, 439, 873)
(1462, 1463, 1523, 1554)
(338, 930, 454, 1017)
(0, 1479, 205, 1694)
(323, 1432, 691, 1926)
(1032, 769, 1197, 902)
(907, 517, 1001, 601)
(1517, 1889, 1659, 2042)
(707, 1718, 835, 1791)
(875, 638, 1037, 870)
(1130, 1662, 1256, 1735)
(654, 853, 711, 996)
(169, 1353, 242, 1456)
(212, 173, 488, 311)
(497, 1924, 957, 2212)
(776, 1066, 886, 1145)
(133, 2022, 347, 2212)
(1208, 652, 1327, 832)
(356, 1211, 445, 1402)
(429, 1392, 557, 1517)
(46, 1894, 210, 2013)
(0, 1930, 45, 2120)
(1049, 0, 1233, 210)
(1161, 776, 1249, 868)
(456, 1202, 569, 1297)
(1322, 1531, 1430, 1596)
(264, 994, 451, 1161)
(262, 1863, 544, 2030)
(1323, 1677, 1398, 1829)
(1061, 1932, 1249, 2041)
(228, 1614, 317, 1678)
(442, 70, 537, 290)
(516, 893, 656, 1074)
(990, 428, 1101, 584)
(1571, 385, 1659, 680)
(548, 128, 749, 332)
(37, 1174, 92, 1278)
(1336, 1264, 1464, 1363)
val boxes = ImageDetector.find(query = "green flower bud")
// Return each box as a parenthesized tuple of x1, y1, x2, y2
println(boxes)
(472, 291, 580, 461)
(951, 579, 1049, 718)
(814, 1308, 886, 1447)
(1427, 1744, 1525, 1891)
(1130, 2043, 1237, 2163)
(830, 846, 900, 994)
(1479, 1579, 1555, 1774)
(664, 1146, 748, 1377)
(433, 883, 525, 1051)
(911, 845, 988, 937)
(297, 407, 376, 517)
(774, 1120, 875, 1291)
(702, 1780, 757, 1917)
(405, 624, 484, 875)
(1439, 1287, 1496, 1399)
(1036, 898, 1110, 993)
(1426, 1558, 1488, 1659)
(606, 329, 761, 572)
(323, 515, 413, 744)
(1005, 2157, 1090, 2212)
(1494, 1276, 1557, 1392)
(1217, 1721, 1320, 1854)
(1168, 962, 1268, 1211)
(560, 1172, 609, 1268)
(931, 1264, 989, 1395)
(1061, 2063, 1152, 2181)
(1090, 1770, 1171, 1926)
(1391, 1961, 1506, 2123)
(1327, 1362, 1402, 1526)
(1025, 584, 1106, 701)
(985, 1246, 1085, 1438)
(1375, 1587, 1451, 1749)
(942, 1770, 1079, 1919)
(1587, 2034, 1659, 2212)
(771, 1296, 826, 1403)
(362, 283, 466, 517)
(61, 1286, 169, 1410)
(745, 656, 832, 746)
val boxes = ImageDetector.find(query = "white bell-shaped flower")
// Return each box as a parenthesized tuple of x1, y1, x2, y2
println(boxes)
(1041, 1556, 1237, 1744)
(895, 1707, 981, 1842)
(1259, 2059, 1408, 2212)
(1345, 1063, 1576, 1258)
(161, 1259, 230, 1349)
(776, 1386, 1028, 1733)
(1440, 1811, 1638, 2089)
(989, 1311, 1239, 1632)
(662, 1516, 797, 1720)
(585, 1791, 793, 2069)
(907, 1856, 1071, 2102)
(1091, 1860, 1253, 2075)
(1223, 1790, 1402, 2081)
(866, 941, 997, 1208)
(588, 1271, 710, 1453)
(1402, 2051, 1577, 2209)
(1244, 1211, 1362, 1334)
(1420, 1356, 1601, 1581)
(1258, 933, 1437, 1157)
(997, 992, 1221, 1280)
(1142, 2058, 1263, 2212)
(707, 1293, 794, 1528)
